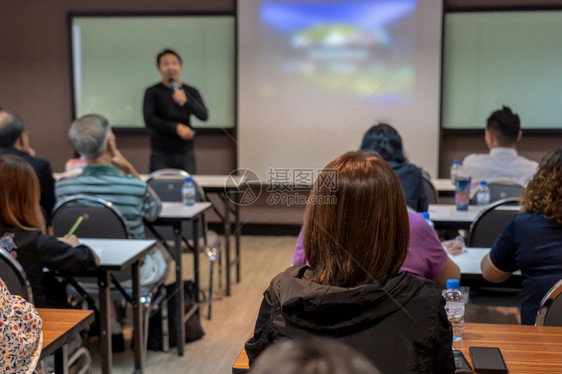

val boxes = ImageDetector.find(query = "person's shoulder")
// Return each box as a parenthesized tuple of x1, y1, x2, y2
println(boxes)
(402, 162, 423, 175)
(28, 154, 52, 171)
(145, 82, 164, 90)
(462, 152, 488, 164)
(408, 210, 424, 225)
(517, 154, 539, 167)
(182, 83, 200, 93)
(144, 82, 166, 95)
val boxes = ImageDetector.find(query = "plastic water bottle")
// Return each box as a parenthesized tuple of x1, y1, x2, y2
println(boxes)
(450, 159, 462, 184)
(475, 181, 491, 206)
(182, 176, 196, 206)
(442, 279, 464, 341)
(422, 212, 434, 229)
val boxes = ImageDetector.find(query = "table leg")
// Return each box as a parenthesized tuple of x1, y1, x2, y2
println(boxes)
(173, 223, 185, 356)
(234, 193, 241, 283)
(98, 270, 112, 374)
(53, 343, 69, 374)
(132, 261, 144, 372)
(223, 193, 231, 296)
(193, 217, 200, 303)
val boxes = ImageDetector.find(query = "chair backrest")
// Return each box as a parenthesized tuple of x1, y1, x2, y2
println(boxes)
(0, 247, 33, 303)
(536, 279, 562, 326)
(146, 168, 205, 202)
(51, 194, 130, 239)
(422, 174, 438, 205)
(468, 197, 520, 247)
(488, 182, 524, 202)
(472, 180, 524, 203)
(145, 169, 205, 242)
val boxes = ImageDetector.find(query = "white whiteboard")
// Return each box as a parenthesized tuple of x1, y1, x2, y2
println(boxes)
(442, 10, 562, 130)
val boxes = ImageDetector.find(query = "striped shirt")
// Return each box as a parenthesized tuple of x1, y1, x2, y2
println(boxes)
(55, 165, 161, 238)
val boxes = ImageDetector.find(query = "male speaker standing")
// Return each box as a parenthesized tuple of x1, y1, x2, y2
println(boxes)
(143, 49, 208, 173)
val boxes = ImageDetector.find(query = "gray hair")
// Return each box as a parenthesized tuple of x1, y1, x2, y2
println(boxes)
(0, 111, 25, 148)
(68, 114, 112, 160)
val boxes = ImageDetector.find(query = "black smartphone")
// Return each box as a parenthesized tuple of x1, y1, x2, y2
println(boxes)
(469, 347, 508, 373)
(453, 349, 474, 373)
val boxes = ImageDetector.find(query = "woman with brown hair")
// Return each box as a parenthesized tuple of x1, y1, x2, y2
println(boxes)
(0, 154, 99, 307)
(482, 147, 562, 325)
(245, 152, 454, 373)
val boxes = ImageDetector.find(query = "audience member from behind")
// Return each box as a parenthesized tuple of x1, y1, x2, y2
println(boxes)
(462, 106, 538, 193)
(246, 152, 454, 373)
(360, 123, 428, 211)
(0, 111, 56, 215)
(249, 338, 380, 374)
(481, 147, 562, 325)
(55, 114, 167, 287)
(293, 208, 460, 289)
(56, 114, 161, 239)
(0, 155, 99, 308)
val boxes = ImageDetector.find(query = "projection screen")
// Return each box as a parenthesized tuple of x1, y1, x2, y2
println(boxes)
(238, 0, 443, 182)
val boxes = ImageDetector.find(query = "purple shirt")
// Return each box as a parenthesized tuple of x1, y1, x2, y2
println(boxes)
(292, 211, 447, 282)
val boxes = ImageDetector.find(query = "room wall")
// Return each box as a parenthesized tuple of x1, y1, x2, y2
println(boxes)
(1, 0, 560, 226)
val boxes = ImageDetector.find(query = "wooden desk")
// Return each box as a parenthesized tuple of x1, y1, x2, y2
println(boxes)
(151, 201, 212, 357)
(38, 308, 95, 374)
(80, 238, 157, 374)
(232, 323, 562, 374)
(454, 323, 562, 373)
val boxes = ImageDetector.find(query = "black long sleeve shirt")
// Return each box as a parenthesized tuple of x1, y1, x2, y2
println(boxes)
(143, 82, 208, 154)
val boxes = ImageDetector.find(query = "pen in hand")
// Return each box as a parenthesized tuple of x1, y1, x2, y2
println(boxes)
(66, 216, 83, 236)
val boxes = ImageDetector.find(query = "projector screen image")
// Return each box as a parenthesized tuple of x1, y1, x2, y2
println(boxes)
(239, 0, 443, 181)
(260, 1, 416, 105)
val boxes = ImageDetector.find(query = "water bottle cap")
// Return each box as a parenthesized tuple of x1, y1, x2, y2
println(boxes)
(453, 159, 460, 165)
(446, 279, 460, 289)
(422, 212, 430, 220)
(185, 176, 193, 182)
(480, 180, 487, 186)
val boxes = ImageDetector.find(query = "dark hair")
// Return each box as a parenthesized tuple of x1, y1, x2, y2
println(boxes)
(156, 49, 182, 67)
(520, 147, 562, 224)
(249, 338, 380, 374)
(304, 151, 409, 287)
(360, 123, 407, 163)
(0, 111, 25, 148)
(486, 106, 520, 147)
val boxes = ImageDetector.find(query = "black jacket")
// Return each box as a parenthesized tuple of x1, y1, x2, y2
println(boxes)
(0, 147, 56, 215)
(143, 82, 208, 155)
(388, 160, 428, 212)
(245, 266, 455, 373)
(0, 227, 99, 307)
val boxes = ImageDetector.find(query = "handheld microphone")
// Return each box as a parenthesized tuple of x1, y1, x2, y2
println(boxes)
(169, 78, 185, 106)
(169, 77, 179, 91)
